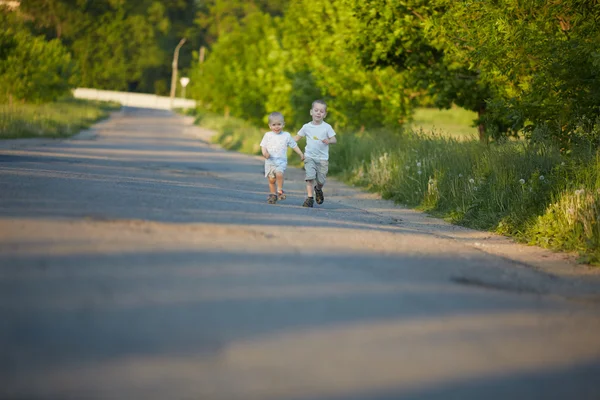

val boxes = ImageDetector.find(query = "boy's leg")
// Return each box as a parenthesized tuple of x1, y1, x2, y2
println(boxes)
(302, 158, 317, 207)
(314, 160, 328, 204)
(314, 183, 324, 204)
(301, 180, 315, 207)
(304, 158, 317, 198)
(267, 176, 278, 204)
(268, 176, 277, 194)
(265, 161, 278, 203)
(305, 180, 314, 197)
(276, 172, 286, 200)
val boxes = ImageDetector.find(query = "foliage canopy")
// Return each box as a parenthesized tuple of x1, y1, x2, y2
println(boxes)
(2, 0, 599, 146)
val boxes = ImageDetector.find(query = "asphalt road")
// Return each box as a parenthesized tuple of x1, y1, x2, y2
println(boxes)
(1, 108, 600, 400)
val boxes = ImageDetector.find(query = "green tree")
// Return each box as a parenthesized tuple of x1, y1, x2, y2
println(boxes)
(346, 0, 493, 140)
(282, 0, 412, 130)
(0, 10, 75, 103)
(195, 0, 289, 45)
(189, 11, 288, 126)
(431, 0, 600, 145)
(19, 0, 201, 94)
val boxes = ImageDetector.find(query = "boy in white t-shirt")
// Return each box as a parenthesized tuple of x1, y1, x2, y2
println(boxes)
(260, 112, 304, 204)
(294, 100, 337, 207)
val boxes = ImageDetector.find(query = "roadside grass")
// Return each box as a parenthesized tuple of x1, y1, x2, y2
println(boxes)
(191, 108, 600, 265)
(193, 109, 267, 155)
(406, 107, 479, 140)
(0, 98, 120, 139)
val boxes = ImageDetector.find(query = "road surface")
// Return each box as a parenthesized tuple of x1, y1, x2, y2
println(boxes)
(1, 108, 600, 400)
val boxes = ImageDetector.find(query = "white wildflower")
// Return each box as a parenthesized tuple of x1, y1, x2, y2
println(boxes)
(458, 173, 463, 178)
(416, 161, 422, 167)
(417, 170, 422, 175)
(469, 178, 475, 184)
(561, 162, 565, 166)
(575, 189, 585, 196)
(539, 175, 545, 181)
(473, 186, 478, 191)
(519, 179, 525, 185)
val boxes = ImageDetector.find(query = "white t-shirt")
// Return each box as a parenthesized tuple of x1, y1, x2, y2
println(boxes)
(297, 121, 336, 161)
(259, 131, 297, 159)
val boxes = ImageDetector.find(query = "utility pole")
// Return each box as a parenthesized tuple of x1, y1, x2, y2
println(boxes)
(199, 46, 206, 64)
(170, 38, 186, 109)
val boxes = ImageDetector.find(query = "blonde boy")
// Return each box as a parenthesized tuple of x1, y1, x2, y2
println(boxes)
(294, 100, 337, 207)
(260, 112, 304, 204)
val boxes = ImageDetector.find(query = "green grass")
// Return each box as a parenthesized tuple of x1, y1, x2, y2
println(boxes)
(407, 107, 479, 139)
(0, 98, 121, 139)
(191, 107, 600, 265)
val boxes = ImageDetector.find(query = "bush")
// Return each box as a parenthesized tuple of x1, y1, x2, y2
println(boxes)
(0, 11, 76, 103)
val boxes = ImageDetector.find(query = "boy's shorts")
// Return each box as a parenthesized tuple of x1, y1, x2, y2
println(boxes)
(304, 157, 329, 185)
(265, 157, 287, 179)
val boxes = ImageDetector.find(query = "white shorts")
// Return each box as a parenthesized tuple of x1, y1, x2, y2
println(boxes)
(265, 157, 287, 178)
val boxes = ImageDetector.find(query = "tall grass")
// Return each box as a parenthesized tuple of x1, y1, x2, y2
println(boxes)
(0, 98, 120, 139)
(192, 109, 600, 264)
(334, 129, 599, 263)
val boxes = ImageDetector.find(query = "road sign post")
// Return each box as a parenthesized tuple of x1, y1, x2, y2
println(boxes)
(180, 77, 190, 99)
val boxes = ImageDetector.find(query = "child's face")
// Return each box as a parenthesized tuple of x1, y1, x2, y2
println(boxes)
(310, 104, 327, 123)
(269, 118, 284, 134)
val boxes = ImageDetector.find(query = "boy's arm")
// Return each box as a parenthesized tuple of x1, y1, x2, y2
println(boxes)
(260, 133, 270, 158)
(293, 145, 304, 160)
(261, 146, 270, 159)
(294, 126, 305, 142)
(322, 126, 337, 145)
(322, 135, 337, 145)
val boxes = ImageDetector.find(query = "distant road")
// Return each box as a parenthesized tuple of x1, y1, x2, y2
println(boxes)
(1, 107, 600, 400)
(73, 88, 196, 110)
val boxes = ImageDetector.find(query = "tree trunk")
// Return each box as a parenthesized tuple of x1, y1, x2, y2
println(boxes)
(170, 38, 186, 108)
(478, 103, 487, 143)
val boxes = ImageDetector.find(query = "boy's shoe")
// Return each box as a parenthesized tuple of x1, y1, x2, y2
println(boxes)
(314, 186, 324, 204)
(302, 197, 314, 208)
(277, 190, 286, 200)
(267, 194, 277, 204)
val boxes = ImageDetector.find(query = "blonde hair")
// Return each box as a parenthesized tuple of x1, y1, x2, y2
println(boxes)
(268, 112, 285, 124)
(311, 99, 327, 110)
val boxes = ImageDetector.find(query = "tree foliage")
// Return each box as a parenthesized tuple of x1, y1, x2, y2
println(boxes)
(332, 0, 600, 143)
(2, 0, 600, 146)
(18, 0, 200, 94)
(346, 0, 494, 139)
(190, 0, 411, 130)
(282, 0, 412, 129)
(431, 0, 600, 144)
(0, 10, 75, 103)
(189, 11, 288, 126)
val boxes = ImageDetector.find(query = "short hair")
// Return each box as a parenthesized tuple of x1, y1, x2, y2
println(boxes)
(311, 99, 327, 110)
(268, 111, 284, 124)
